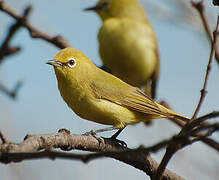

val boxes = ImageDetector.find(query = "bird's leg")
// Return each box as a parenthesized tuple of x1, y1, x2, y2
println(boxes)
(111, 128, 124, 139)
(109, 128, 127, 147)
(83, 126, 116, 136)
(83, 127, 117, 144)
(83, 127, 127, 147)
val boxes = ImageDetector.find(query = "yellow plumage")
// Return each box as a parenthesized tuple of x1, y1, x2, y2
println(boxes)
(47, 47, 189, 129)
(85, 0, 160, 98)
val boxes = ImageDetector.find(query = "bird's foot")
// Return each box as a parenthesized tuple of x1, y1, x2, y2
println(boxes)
(83, 128, 127, 147)
(83, 130, 105, 144)
(107, 128, 127, 147)
(105, 136, 127, 147)
(113, 138, 127, 147)
(83, 130, 96, 136)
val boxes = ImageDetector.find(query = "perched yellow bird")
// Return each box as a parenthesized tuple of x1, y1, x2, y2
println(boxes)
(47, 47, 189, 138)
(85, 0, 160, 99)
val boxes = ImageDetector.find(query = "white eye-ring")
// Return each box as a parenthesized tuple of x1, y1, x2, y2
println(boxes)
(67, 58, 76, 68)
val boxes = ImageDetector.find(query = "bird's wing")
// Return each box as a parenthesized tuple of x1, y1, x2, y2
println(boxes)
(90, 77, 170, 118)
(117, 88, 169, 117)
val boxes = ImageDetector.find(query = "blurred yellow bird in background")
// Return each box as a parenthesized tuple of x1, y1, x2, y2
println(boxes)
(47, 48, 189, 139)
(85, 0, 160, 99)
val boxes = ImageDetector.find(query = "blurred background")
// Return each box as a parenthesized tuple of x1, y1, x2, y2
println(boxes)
(0, 0, 218, 179)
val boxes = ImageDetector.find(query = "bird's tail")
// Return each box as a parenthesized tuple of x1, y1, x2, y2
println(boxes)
(157, 103, 190, 122)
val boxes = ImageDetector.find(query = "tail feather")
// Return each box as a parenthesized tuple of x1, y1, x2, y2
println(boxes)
(156, 103, 190, 122)
(172, 114, 190, 122)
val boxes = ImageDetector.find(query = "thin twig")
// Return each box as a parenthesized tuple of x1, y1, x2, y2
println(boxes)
(0, 1, 70, 49)
(0, 1, 69, 99)
(0, 5, 29, 98)
(192, 16, 219, 119)
(188, 111, 219, 130)
(192, 0, 219, 65)
(191, 1, 213, 42)
(189, 123, 219, 136)
(0, 81, 23, 99)
(153, 120, 218, 180)
(161, 101, 219, 150)
(154, 16, 219, 179)
(0, 6, 32, 63)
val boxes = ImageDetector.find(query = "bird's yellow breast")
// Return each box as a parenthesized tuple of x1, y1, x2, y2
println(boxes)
(98, 17, 158, 87)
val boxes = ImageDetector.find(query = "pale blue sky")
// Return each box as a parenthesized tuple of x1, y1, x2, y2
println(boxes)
(0, 0, 218, 180)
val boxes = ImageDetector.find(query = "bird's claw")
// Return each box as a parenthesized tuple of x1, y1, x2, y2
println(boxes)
(83, 130, 127, 147)
(112, 138, 127, 147)
(83, 130, 96, 136)
(83, 130, 105, 144)
(105, 137, 127, 147)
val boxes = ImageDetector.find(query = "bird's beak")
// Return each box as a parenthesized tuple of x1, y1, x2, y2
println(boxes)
(46, 60, 62, 67)
(84, 5, 99, 11)
(84, 2, 109, 11)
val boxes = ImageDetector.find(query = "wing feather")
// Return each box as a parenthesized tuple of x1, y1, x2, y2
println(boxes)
(90, 72, 189, 122)
(90, 79, 170, 118)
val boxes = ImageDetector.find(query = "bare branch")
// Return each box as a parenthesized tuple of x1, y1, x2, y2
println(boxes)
(0, 4, 29, 98)
(192, 15, 219, 119)
(189, 111, 219, 130)
(192, 0, 219, 64)
(0, 1, 218, 180)
(0, 129, 184, 180)
(191, 1, 213, 42)
(0, 5, 32, 63)
(1, 110, 218, 179)
(154, 24, 219, 176)
(189, 123, 219, 136)
(0, 0, 69, 99)
(154, 111, 219, 180)
(0, 1, 70, 49)
(0, 81, 23, 99)
(160, 101, 219, 150)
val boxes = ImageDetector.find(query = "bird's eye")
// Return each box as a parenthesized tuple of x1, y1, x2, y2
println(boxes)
(102, 2, 109, 8)
(67, 58, 76, 68)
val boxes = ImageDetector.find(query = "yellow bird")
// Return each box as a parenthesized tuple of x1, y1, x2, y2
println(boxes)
(47, 47, 189, 139)
(85, 0, 160, 99)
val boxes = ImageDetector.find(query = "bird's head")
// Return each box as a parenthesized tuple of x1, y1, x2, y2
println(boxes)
(47, 47, 95, 84)
(84, 0, 145, 21)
